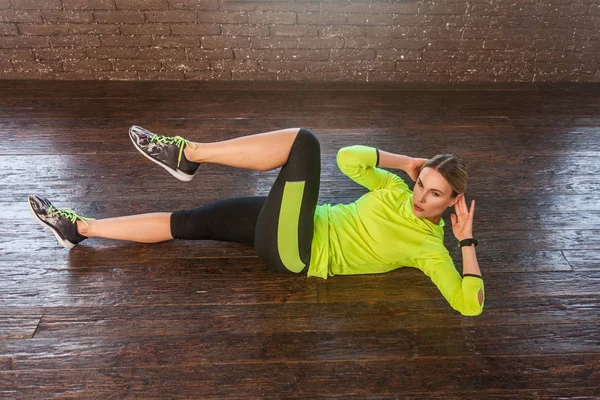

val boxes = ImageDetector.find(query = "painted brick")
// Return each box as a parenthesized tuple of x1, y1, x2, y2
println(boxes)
(162, 59, 210, 70)
(41, 11, 95, 23)
(120, 23, 172, 35)
(12, 0, 61, 10)
(365, 26, 413, 39)
(0, 23, 17, 35)
(203, 36, 251, 49)
(284, 49, 329, 61)
(235, 49, 284, 61)
(69, 24, 120, 35)
(140, 70, 185, 79)
(63, 59, 113, 71)
(269, 25, 318, 37)
(63, 0, 115, 10)
(13, 59, 63, 71)
(376, 49, 422, 61)
(138, 47, 186, 59)
(0, 36, 50, 48)
(320, 25, 365, 38)
(146, 11, 197, 23)
(170, 23, 220, 35)
(0, 48, 35, 59)
(0, 59, 13, 71)
(35, 47, 87, 59)
(331, 49, 376, 61)
(221, 1, 270, 12)
(251, 37, 298, 49)
(248, 12, 296, 25)
(271, 2, 319, 13)
(0, 10, 43, 23)
(211, 59, 259, 72)
(93, 11, 146, 24)
(420, 2, 468, 15)
(101, 35, 153, 47)
(170, 0, 219, 11)
(88, 47, 140, 59)
(115, 0, 169, 10)
(230, 71, 276, 80)
(346, 13, 395, 26)
(17, 23, 69, 35)
(390, 39, 432, 50)
(153, 35, 200, 47)
(92, 71, 138, 79)
(221, 24, 269, 37)
(298, 37, 344, 49)
(112, 59, 161, 70)
(187, 48, 234, 60)
(262, 60, 306, 71)
(197, 11, 247, 24)
(297, 12, 346, 25)
(394, 61, 420, 71)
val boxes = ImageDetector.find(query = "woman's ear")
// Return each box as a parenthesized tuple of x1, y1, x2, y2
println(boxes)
(450, 193, 463, 207)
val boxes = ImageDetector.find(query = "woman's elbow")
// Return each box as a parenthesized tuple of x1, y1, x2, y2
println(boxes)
(459, 306, 483, 317)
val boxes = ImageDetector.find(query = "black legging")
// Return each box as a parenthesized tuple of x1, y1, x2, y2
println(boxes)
(170, 128, 321, 274)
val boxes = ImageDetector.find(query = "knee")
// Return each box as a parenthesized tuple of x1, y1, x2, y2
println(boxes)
(297, 128, 320, 151)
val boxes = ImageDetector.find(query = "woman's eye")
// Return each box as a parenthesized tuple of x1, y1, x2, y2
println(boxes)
(433, 193, 439, 197)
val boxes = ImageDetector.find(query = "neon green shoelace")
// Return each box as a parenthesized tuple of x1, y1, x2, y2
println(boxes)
(149, 134, 197, 168)
(48, 206, 95, 226)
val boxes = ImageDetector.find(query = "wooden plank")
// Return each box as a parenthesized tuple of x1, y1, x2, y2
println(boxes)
(0, 256, 317, 307)
(29, 296, 600, 339)
(316, 270, 600, 303)
(0, 354, 598, 398)
(0, 79, 539, 93)
(0, 308, 42, 340)
(3, 126, 600, 159)
(562, 250, 600, 271)
(1, 323, 598, 371)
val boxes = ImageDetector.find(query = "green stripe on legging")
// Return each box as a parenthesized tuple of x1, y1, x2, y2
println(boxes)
(277, 181, 306, 273)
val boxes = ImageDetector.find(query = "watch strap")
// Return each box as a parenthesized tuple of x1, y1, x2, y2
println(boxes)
(458, 238, 478, 248)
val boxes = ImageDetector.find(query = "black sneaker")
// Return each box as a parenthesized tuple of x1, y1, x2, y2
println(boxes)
(129, 125, 200, 182)
(28, 195, 94, 249)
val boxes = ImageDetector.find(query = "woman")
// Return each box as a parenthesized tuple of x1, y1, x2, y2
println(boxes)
(29, 126, 484, 316)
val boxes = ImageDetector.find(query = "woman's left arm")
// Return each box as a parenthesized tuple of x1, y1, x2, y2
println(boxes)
(450, 195, 485, 310)
(451, 195, 482, 277)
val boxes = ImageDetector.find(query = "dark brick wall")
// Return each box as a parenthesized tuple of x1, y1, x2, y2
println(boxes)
(0, 0, 598, 82)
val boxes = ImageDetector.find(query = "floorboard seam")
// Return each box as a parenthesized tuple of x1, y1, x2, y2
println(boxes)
(31, 309, 44, 339)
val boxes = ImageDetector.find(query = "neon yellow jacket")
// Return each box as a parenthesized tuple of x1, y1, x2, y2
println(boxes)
(308, 145, 485, 316)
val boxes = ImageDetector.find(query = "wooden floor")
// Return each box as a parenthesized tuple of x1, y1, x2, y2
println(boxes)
(0, 80, 599, 399)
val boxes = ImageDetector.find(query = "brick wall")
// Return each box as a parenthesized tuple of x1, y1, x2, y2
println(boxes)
(0, 0, 598, 82)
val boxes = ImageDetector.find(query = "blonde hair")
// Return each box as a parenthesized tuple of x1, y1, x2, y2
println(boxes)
(420, 154, 468, 197)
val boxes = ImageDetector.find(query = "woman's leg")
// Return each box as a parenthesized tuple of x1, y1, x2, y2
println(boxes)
(77, 196, 267, 244)
(184, 127, 301, 171)
(76, 213, 173, 243)
(29, 194, 266, 248)
(253, 128, 321, 274)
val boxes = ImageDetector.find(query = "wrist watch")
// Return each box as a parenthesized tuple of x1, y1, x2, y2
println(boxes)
(458, 238, 478, 248)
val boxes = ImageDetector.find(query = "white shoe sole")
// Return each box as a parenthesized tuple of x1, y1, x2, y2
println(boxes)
(28, 197, 76, 249)
(129, 127, 194, 182)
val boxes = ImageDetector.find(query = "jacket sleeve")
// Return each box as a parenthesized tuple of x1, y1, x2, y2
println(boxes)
(336, 145, 409, 192)
(416, 256, 485, 317)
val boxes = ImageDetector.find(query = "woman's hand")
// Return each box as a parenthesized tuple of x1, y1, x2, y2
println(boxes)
(450, 195, 475, 241)
(407, 157, 428, 182)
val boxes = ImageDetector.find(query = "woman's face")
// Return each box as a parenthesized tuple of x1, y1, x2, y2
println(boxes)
(412, 167, 462, 219)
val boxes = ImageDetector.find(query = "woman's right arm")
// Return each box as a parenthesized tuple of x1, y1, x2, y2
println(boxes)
(378, 150, 428, 182)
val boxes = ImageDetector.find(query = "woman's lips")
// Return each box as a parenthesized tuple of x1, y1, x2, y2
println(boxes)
(414, 204, 424, 212)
